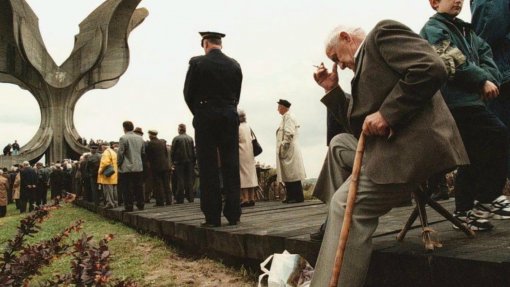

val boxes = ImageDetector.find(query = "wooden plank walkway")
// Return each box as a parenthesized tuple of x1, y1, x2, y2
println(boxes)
(76, 199, 510, 287)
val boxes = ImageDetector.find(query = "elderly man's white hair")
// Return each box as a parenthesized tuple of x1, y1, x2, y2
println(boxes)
(325, 25, 366, 51)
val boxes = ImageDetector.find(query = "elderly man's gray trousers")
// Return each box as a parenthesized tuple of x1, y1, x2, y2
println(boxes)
(313, 134, 357, 205)
(310, 134, 418, 287)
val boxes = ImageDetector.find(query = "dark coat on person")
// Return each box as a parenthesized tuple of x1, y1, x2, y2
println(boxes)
(49, 168, 65, 196)
(321, 20, 469, 186)
(170, 133, 195, 164)
(471, 0, 510, 84)
(183, 49, 242, 115)
(3, 144, 11, 155)
(87, 153, 102, 178)
(146, 138, 170, 173)
(20, 166, 37, 201)
(420, 13, 502, 108)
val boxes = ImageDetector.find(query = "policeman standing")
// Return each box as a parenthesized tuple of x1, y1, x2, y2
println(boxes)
(184, 31, 243, 227)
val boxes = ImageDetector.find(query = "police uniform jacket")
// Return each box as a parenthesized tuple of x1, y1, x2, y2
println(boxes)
(184, 49, 242, 114)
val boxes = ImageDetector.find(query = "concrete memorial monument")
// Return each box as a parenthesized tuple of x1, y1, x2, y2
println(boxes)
(0, 0, 148, 166)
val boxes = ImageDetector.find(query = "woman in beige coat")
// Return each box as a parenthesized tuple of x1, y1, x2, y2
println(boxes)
(238, 110, 258, 207)
(0, 170, 8, 217)
(12, 169, 20, 209)
(97, 144, 118, 208)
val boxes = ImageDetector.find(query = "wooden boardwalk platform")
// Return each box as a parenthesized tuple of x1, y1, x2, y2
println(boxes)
(76, 199, 510, 287)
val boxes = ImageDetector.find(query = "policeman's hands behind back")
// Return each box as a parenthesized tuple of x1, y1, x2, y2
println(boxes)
(313, 62, 339, 92)
(481, 80, 499, 100)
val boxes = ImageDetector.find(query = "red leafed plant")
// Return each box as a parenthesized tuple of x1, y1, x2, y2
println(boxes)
(0, 193, 139, 287)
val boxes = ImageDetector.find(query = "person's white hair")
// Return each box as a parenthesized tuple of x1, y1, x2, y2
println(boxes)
(325, 25, 366, 51)
(0, 170, 3, 175)
(22, 161, 30, 167)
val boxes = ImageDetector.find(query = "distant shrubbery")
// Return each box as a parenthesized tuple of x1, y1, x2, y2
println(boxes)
(0, 194, 139, 287)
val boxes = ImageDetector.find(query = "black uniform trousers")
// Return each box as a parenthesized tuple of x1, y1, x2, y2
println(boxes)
(194, 105, 241, 225)
(451, 105, 509, 212)
(174, 162, 195, 203)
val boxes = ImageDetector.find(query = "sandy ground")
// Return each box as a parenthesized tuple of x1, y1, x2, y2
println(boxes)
(133, 241, 256, 287)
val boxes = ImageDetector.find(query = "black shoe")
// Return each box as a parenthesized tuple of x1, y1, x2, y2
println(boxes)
(136, 205, 144, 210)
(175, 200, 184, 204)
(248, 200, 255, 207)
(240, 201, 251, 207)
(153, 203, 164, 207)
(123, 207, 133, 212)
(228, 220, 240, 226)
(166, 201, 173, 206)
(200, 222, 220, 228)
(310, 229, 325, 242)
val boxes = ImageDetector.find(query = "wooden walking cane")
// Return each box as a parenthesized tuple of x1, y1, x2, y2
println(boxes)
(329, 132, 366, 287)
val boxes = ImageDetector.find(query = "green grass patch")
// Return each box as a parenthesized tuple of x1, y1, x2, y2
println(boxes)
(0, 202, 255, 286)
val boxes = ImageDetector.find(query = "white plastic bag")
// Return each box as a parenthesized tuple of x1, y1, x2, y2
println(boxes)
(258, 250, 314, 287)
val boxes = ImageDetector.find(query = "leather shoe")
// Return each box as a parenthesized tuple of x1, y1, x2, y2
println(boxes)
(153, 203, 164, 207)
(200, 222, 220, 228)
(228, 220, 240, 226)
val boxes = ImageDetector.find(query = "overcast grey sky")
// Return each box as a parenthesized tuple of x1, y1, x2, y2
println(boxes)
(0, 0, 471, 177)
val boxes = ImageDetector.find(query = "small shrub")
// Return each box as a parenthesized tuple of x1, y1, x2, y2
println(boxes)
(0, 193, 139, 287)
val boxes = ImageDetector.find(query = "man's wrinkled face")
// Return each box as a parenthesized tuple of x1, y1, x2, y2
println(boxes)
(433, 0, 463, 16)
(326, 33, 357, 71)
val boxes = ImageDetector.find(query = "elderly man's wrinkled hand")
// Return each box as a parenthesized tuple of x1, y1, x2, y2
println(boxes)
(313, 63, 339, 92)
(362, 112, 390, 137)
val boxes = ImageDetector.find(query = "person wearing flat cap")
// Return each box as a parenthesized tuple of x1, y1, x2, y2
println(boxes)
(146, 129, 172, 206)
(184, 31, 243, 227)
(276, 99, 306, 204)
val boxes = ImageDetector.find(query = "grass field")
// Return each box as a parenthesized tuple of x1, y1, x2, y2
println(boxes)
(0, 202, 256, 286)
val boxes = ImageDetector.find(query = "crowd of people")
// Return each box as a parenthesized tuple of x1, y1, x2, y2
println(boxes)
(1, 0, 509, 286)
(0, 122, 200, 216)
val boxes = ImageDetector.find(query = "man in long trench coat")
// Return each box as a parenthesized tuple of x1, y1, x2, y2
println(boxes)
(276, 99, 306, 203)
